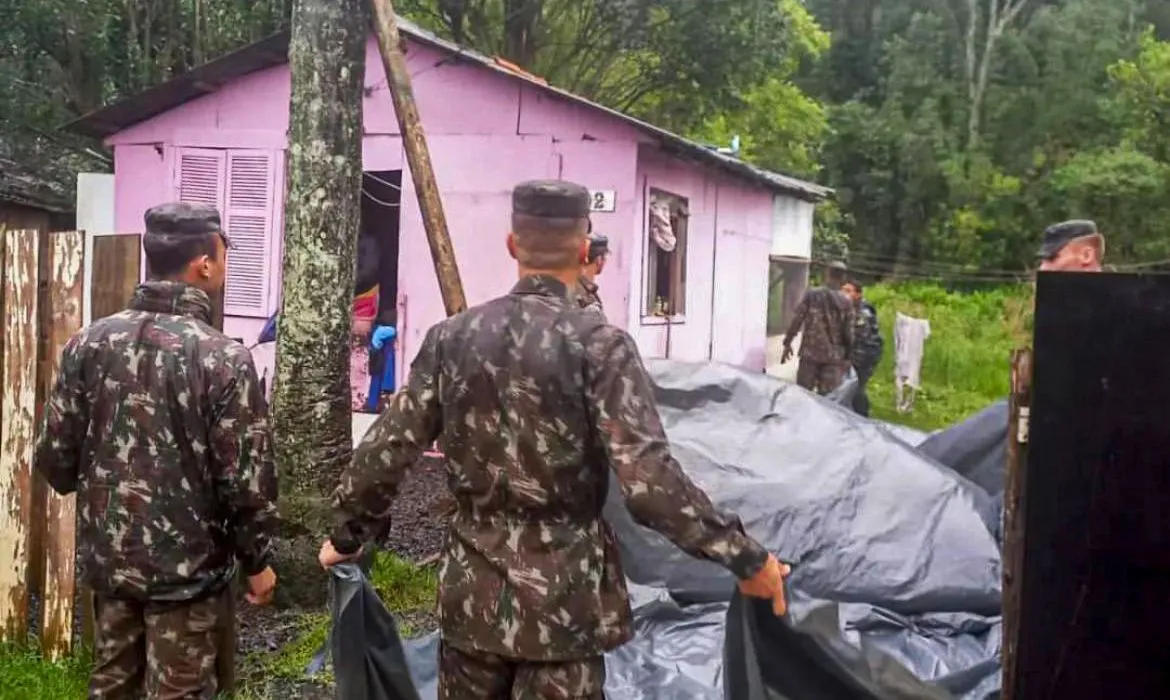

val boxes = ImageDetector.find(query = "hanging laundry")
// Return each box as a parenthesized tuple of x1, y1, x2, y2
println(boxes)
(894, 312, 931, 414)
(649, 194, 677, 252)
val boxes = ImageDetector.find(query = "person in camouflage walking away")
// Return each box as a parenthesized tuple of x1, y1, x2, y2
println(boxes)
(318, 180, 790, 699)
(842, 280, 883, 417)
(576, 231, 609, 321)
(34, 202, 279, 700)
(781, 261, 856, 395)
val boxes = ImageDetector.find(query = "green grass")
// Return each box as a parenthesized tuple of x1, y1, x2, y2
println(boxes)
(0, 642, 89, 700)
(864, 282, 1032, 431)
(240, 551, 437, 693)
(0, 553, 439, 699)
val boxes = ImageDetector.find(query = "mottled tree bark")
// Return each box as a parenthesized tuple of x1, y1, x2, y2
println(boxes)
(271, 0, 366, 606)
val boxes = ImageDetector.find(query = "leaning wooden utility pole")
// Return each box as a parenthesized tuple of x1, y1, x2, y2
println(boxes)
(369, 0, 467, 316)
(1000, 347, 1032, 700)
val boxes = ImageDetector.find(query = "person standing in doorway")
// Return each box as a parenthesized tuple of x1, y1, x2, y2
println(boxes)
(1037, 220, 1105, 272)
(318, 180, 790, 700)
(781, 261, 856, 395)
(577, 231, 609, 321)
(34, 202, 279, 700)
(842, 280, 883, 417)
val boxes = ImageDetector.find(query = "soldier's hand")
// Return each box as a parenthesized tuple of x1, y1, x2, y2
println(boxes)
(246, 566, 277, 606)
(318, 539, 360, 569)
(738, 554, 791, 616)
(781, 346, 793, 364)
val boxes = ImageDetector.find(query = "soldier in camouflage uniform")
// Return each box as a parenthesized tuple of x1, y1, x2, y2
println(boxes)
(34, 202, 279, 700)
(842, 280, 883, 417)
(319, 180, 790, 699)
(576, 232, 609, 321)
(1037, 219, 1105, 272)
(781, 261, 855, 395)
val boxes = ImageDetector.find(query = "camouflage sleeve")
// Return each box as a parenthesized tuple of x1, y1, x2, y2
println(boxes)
(208, 350, 279, 576)
(582, 303, 608, 324)
(34, 335, 87, 496)
(330, 325, 443, 555)
(584, 325, 769, 580)
(783, 292, 810, 346)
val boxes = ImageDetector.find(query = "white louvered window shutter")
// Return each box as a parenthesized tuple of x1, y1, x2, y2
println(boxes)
(176, 148, 227, 208)
(223, 150, 277, 317)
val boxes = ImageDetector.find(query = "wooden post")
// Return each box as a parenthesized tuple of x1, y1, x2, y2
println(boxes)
(91, 234, 142, 320)
(0, 229, 41, 640)
(37, 231, 85, 659)
(1001, 347, 1032, 700)
(369, 0, 467, 316)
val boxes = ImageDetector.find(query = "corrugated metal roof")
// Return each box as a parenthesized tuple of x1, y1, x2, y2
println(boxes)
(64, 18, 831, 202)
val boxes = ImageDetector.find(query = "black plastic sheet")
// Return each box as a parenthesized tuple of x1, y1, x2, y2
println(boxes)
(317, 563, 423, 700)
(320, 360, 1004, 699)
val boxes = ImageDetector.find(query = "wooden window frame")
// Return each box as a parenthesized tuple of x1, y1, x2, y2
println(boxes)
(644, 188, 689, 319)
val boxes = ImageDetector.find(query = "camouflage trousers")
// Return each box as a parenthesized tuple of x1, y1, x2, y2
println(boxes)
(795, 358, 846, 395)
(438, 641, 606, 699)
(89, 589, 233, 700)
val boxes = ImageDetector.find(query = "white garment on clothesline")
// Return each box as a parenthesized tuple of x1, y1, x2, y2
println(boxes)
(894, 312, 931, 389)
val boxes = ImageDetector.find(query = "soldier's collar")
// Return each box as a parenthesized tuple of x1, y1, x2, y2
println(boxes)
(512, 275, 572, 299)
(130, 281, 214, 324)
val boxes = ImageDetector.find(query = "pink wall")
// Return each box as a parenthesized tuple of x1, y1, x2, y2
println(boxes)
(107, 32, 778, 386)
(629, 148, 774, 369)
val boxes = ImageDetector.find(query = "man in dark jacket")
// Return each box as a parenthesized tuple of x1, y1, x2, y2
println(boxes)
(35, 202, 279, 699)
(318, 180, 789, 699)
(782, 261, 855, 394)
(843, 280, 883, 416)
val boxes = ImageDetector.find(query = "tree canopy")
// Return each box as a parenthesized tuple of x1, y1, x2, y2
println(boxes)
(7, 0, 1170, 276)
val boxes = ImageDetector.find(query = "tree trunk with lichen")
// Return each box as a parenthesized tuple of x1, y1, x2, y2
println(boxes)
(270, 0, 366, 607)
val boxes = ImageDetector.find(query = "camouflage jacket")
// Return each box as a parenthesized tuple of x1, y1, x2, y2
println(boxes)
(331, 275, 767, 661)
(783, 286, 855, 364)
(575, 275, 606, 322)
(852, 300, 883, 373)
(34, 281, 278, 605)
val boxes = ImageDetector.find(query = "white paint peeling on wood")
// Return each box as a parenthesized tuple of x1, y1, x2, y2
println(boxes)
(0, 229, 40, 639)
(40, 231, 85, 658)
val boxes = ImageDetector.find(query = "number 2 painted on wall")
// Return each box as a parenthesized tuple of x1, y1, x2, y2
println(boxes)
(589, 190, 616, 212)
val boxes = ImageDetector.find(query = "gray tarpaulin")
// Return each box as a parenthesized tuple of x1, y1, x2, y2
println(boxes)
(321, 360, 1005, 699)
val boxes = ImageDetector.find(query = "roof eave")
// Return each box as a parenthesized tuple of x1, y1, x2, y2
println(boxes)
(62, 19, 831, 199)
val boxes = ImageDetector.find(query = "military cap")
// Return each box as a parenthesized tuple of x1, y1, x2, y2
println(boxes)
(1038, 219, 1099, 259)
(587, 233, 609, 262)
(827, 260, 848, 271)
(144, 202, 226, 241)
(512, 180, 591, 219)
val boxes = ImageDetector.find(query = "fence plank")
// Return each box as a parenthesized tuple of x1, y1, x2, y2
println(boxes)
(0, 229, 41, 640)
(91, 234, 141, 320)
(38, 231, 84, 659)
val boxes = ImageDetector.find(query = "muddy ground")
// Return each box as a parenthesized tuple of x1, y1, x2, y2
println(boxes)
(235, 455, 448, 698)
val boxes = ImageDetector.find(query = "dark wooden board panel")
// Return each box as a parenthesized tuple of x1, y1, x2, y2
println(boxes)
(1016, 272, 1170, 698)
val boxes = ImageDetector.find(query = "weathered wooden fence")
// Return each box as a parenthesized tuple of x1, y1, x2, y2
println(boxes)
(0, 228, 144, 658)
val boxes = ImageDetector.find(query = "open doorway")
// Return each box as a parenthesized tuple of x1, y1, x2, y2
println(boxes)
(351, 170, 403, 413)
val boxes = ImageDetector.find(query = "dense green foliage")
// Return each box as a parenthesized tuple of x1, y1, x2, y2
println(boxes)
(807, 0, 1170, 273)
(9, 1, 1170, 272)
(865, 282, 1032, 430)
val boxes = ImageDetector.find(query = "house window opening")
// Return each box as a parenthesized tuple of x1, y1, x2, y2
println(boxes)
(353, 170, 403, 414)
(646, 189, 688, 317)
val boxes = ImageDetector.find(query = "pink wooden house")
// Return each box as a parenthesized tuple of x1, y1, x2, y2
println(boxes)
(67, 18, 828, 409)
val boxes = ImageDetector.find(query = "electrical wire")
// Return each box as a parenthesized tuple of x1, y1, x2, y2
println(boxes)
(362, 187, 399, 207)
(364, 171, 401, 191)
